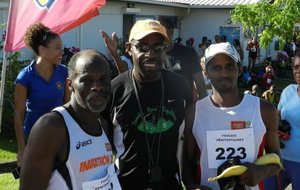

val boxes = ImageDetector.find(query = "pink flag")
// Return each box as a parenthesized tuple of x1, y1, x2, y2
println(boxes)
(4, 0, 106, 52)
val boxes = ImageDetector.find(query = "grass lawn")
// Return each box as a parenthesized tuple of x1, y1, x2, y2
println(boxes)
(0, 131, 19, 190)
(0, 131, 17, 163)
(0, 173, 19, 190)
(240, 66, 296, 96)
(0, 68, 296, 189)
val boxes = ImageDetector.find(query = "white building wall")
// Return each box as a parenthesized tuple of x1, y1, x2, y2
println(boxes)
(180, 8, 232, 46)
(179, 8, 275, 66)
(0, 1, 275, 64)
(62, 1, 182, 60)
(179, 8, 251, 66)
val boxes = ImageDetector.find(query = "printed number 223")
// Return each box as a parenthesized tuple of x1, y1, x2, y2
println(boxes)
(215, 147, 247, 160)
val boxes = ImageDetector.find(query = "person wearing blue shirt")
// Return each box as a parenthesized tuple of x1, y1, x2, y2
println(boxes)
(265, 52, 300, 190)
(14, 23, 70, 167)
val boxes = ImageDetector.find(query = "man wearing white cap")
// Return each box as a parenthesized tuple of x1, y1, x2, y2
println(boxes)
(182, 42, 281, 190)
(103, 19, 192, 190)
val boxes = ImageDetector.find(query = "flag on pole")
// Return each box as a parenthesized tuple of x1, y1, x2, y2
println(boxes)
(4, 0, 106, 52)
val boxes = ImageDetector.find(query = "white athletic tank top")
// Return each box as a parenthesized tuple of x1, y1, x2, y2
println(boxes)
(47, 107, 114, 190)
(193, 94, 266, 190)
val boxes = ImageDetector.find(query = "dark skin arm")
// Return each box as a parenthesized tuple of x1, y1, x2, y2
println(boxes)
(193, 72, 208, 100)
(14, 84, 27, 166)
(20, 112, 67, 190)
(189, 47, 207, 100)
(238, 100, 281, 186)
(182, 103, 212, 190)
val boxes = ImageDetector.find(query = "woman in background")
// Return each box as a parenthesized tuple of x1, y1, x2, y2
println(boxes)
(264, 53, 300, 189)
(233, 39, 244, 63)
(14, 23, 70, 167)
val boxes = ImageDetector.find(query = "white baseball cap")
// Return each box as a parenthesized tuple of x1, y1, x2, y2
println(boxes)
(204, 42, 240, 65)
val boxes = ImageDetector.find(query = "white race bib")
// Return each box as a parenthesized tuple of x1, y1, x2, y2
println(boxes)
(206, 128, 255, 169)
(82, 164, 121, 190)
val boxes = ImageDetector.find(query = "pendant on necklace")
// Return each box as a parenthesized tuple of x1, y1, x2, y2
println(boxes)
(148, 165, 164, 184)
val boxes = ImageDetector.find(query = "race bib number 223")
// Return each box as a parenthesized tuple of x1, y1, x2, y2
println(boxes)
(206, 128, 255, 169)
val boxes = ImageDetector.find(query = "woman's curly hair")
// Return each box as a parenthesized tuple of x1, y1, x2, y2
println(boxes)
(24, 23, 59, 55)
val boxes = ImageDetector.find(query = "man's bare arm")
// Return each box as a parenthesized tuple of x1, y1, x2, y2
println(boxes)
(239, 100, 281, 186)
(182, 104, 212, 190)
(20, 112, 67, 190)
(193, 72, 208, 100)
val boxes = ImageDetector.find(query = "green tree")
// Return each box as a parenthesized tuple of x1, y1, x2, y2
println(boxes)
(231, 0, 300, 48)
(0, 42, 29, 135)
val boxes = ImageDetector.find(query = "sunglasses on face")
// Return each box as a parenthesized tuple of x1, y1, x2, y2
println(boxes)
(131, 41, 166, 53)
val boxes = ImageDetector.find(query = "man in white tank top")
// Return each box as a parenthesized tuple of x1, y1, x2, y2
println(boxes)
(20, 49, 120, 190)
(182, 42, 281, 190)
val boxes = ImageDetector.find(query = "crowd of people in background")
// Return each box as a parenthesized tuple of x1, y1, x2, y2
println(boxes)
(14, 18, 300, 190)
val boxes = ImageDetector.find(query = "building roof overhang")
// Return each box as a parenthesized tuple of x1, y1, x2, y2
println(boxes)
(113, 0, 271, 8)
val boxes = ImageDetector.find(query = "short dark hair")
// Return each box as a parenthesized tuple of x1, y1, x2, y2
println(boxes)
(68, 49, 109, 80)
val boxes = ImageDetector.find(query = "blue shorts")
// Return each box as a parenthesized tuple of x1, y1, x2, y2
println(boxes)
(264, 159, 300, 190)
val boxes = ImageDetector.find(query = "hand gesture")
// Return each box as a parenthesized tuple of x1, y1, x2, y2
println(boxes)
(100, 31, 119, 57)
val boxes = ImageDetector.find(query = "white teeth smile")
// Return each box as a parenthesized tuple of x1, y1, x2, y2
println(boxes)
(145, 63, 155, 67)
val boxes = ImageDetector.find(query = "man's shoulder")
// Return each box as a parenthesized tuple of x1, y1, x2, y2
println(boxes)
(161, 69, 191, 95)
(259, 98, 276, 114)
(110, 71, 132, 96)
(111, 71, 130, 86)
(162, 69, 187, 81)
(29, 110, 67, 145)
(33, 111, 65, 134)
(36, 111, 66, 129)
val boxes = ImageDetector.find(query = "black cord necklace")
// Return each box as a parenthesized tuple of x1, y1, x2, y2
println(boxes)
(131, 70, 164, 184)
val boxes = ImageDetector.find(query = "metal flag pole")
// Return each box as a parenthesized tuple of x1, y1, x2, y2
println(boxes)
(0, 51, 8, 133)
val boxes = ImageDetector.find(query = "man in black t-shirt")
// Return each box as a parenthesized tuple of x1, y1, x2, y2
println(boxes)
(159, 18, 207, 100)
(103, 19, 192, 190)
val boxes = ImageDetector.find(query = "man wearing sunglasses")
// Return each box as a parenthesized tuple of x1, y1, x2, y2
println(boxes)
(101, 19, 207, 101)
(103, 19, 192, 190)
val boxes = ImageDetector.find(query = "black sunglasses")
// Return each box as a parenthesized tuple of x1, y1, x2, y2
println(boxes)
(131, 41, 166, 53)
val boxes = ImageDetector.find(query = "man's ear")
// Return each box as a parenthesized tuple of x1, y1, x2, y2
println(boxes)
(203, 65, 210, 78)
(67, 78, 74, 92)
(125, 42, 132, 56)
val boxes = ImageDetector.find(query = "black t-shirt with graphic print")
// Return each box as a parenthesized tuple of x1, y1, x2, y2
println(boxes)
(104, 69, 192, 190)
